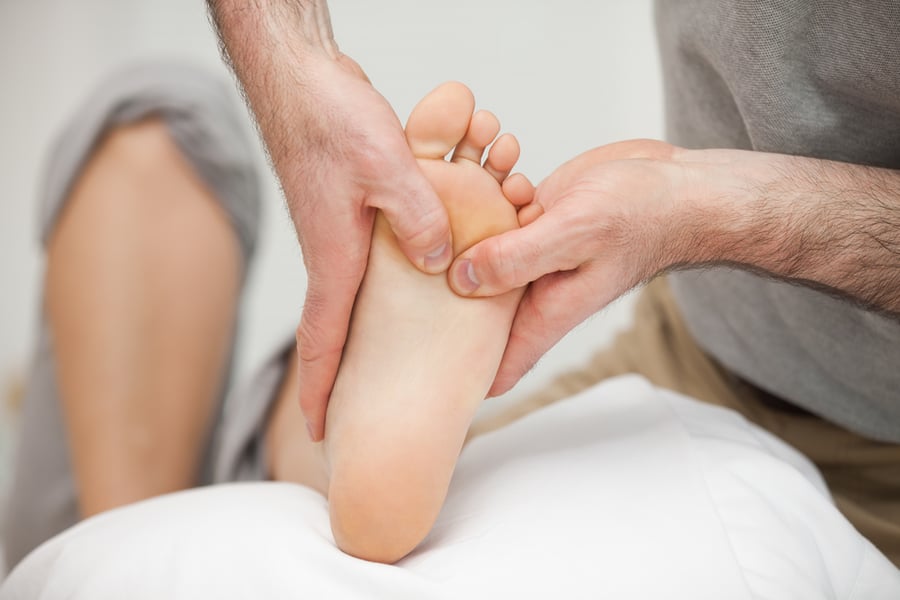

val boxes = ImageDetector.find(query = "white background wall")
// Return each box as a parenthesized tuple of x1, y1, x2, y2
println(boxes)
(0, 1, 663, 485)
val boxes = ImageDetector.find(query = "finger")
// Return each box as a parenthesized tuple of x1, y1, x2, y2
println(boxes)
(488, 269, 604, 396)
(296, 265, 365, 441)
(368, 158, 453, 274)
(448, 206, 590, 297)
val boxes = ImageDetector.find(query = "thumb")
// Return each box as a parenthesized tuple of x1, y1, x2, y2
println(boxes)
(368, 158, 453, 274)
(448, 208, 586, 297)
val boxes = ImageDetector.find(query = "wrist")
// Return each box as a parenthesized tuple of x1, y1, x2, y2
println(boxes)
(664, 147, 900, 312)
(672, 148, 794, 272)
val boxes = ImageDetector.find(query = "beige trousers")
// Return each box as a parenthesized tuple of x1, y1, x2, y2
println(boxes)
(471, 276, 900, 567)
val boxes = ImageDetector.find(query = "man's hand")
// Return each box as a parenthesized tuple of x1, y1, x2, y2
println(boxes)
(210, 1, 452, 440)
(448, 139, 900, 396)
(448, 139, 684, 396)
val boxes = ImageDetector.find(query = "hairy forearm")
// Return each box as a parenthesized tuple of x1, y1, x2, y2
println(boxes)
(208, 0, 338, 67)
(207, 0, 339, 144)
(208, 0, 357, 188)
(680, 149, 900, 314)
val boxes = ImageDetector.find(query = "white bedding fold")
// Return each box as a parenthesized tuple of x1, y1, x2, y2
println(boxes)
(3, 375, 897, 599)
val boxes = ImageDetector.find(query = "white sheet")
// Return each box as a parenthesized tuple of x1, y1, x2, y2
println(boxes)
(3, 375, 898, 599)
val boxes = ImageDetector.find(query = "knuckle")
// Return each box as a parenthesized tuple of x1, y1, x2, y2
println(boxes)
(555, 210, 589, 271)
(353, 139, 389, 179)
(558, 195, 619, 267)
(481, 236, 525, 289)
(353, 127, 410, 181)
(295, 320, 325, 364)
(295, 303, 345, 365)
(359, 171, 449, 254)
(395, 200, 449, 250)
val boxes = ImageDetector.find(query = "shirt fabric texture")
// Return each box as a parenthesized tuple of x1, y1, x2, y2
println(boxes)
(655, 0, 900, 442)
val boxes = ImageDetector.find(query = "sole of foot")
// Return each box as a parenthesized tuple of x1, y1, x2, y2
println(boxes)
(324, 81, 532, 563)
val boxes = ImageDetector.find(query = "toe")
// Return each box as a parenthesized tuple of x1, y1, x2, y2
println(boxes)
(517, 202, 543, 226)
(503, 173, 535, 208)
(484, 133, 520, 182)
(501, 173, 534, 214)
(406, 81, 475, 160)
(451, 110, 500, 164)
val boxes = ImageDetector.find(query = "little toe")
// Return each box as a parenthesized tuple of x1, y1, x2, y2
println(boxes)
(484, 133, 520, 183)
(451, 110, 500, 164)
(406, 82, 475, 160)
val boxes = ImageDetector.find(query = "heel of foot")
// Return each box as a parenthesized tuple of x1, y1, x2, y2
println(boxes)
(328, 466, 444, 563)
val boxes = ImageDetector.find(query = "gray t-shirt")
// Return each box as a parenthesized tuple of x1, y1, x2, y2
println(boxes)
(655, 0, 900, 442)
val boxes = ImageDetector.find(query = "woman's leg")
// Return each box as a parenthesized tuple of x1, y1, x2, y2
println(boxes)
(45, 117, 242, 516)
(3, 64, 261, 569)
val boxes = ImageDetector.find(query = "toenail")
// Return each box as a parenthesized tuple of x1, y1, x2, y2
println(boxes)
(305, 421, 316, 441)
(423, 242, 451, 273)
(454, 259, 480, 294)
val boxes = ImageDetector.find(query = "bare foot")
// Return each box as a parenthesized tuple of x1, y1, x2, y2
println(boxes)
(266, 82, 532, 563)
(325, 82, 531, 562)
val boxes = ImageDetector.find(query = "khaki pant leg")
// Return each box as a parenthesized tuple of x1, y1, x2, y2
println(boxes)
(468, 277, 753, 438)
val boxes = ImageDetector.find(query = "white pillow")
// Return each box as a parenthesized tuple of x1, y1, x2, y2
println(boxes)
(3, 375, 897, 599)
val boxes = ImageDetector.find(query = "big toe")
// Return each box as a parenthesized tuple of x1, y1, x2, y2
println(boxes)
(406, 81, 475, 160)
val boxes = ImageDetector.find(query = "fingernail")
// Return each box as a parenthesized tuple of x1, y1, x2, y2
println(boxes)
(306, 421, 316, 441)
(423, 242, 451, 273)
(454, 259, 480, 294)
